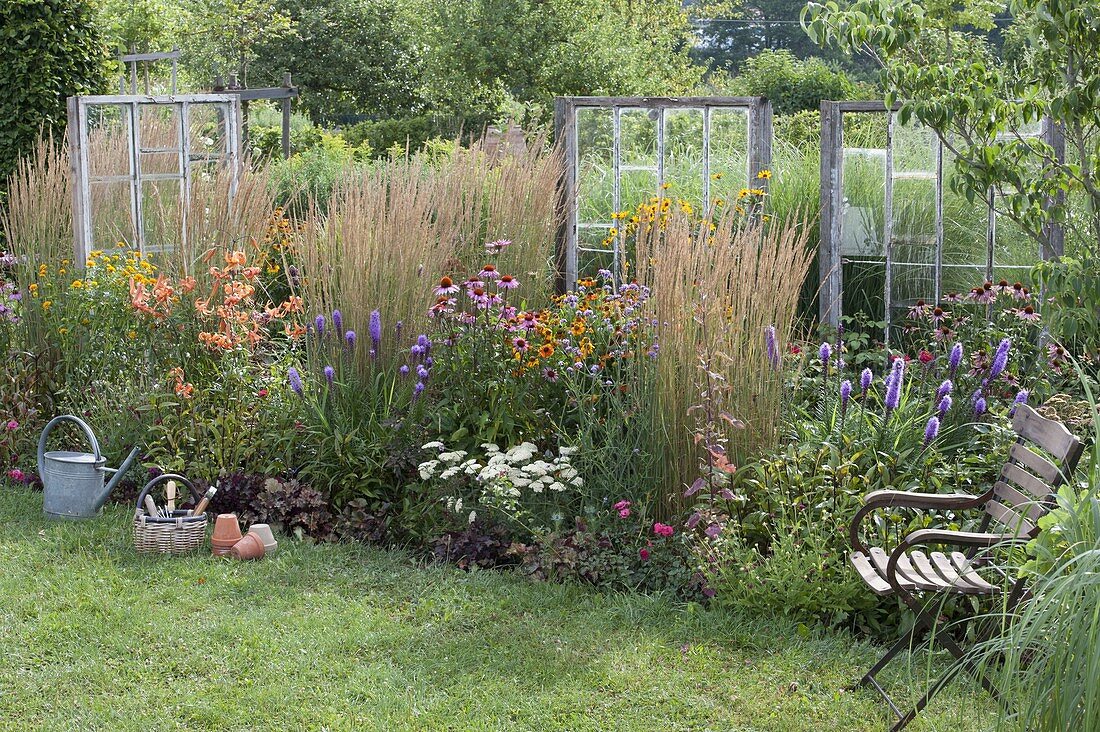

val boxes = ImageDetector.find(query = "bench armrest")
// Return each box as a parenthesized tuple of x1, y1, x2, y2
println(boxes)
(849, 489, 990, 554)
(883, 528, 1025, 594)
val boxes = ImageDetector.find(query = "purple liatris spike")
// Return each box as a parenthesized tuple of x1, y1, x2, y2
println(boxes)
(395, 321, 404, 340)
(399, 365, 410, 376)
(323, 365, 335, 385)
(885, 358, 904, 413)
(989, 338, 1011, 379)
(764, 325, 780, 370)
(974, 396, 987, 416)
(937, 394, 952, 416)
(935, 379, 953, 402)
(819, 342, 832, 370)
(949, 342, 963, 373)
(860, 367, 873, 394)
(332, 309, 343, 335)
(1010, 389, 1029, 417)
(288, 367, 303, 396)
(314, 314, 325, 337)
(923, 416, 940, 445)
(369, 309, 382, 351)
(840, 380, 852, 412)
(416, 364, 429, 380)
(413, 381, 425, 399)
(345, 330, 356, 350)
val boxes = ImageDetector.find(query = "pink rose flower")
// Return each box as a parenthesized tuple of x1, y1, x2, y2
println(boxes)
(639, 548, 650, 562)
(7, 468, 25, 482)
(613, 499, 631, 519)
(5, 419, 17, 431)
(653, 522, 675, 538)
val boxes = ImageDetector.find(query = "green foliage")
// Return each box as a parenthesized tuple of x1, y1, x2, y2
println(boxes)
(725, 49, 873, 116)
(175, 0, 294, 84)
(0, 0, 108, 182)
(342, 115, 435, 159)
(251, 0, 421, 122)
(1034, 254, 1100, 364)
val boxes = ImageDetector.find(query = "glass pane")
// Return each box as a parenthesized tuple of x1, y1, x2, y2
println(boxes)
(89, 181, 136, 249)
(86, 104, 132, 179)
(576, 107, 613, 224)
(187, 103, 231, 160)
(619, 108, 657, 168)
(141, 179, 183, 254)
(709, 108, 750, 209)
(662, 109, 704, 210)
(138, 103, 181, 154)
(619, 169, 657, 221)
(577, 248, 617, 282)
(840, 112, 888, 326)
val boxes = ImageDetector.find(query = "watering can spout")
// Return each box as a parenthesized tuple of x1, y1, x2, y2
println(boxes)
(96, 446, 142, 511)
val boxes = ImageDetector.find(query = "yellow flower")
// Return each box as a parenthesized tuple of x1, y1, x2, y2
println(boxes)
(86, 260, 96, 268)
(711, 172, 724, 180)
(42, 300, 52, 311)
(106, 265, 116, 273)
(70, 280, 83, 289)
(757, 169, 772, 180)
(28, 283, 38, 295)
(38, 264, 47, 278)
(127, 331, 137, 340)
(661, 182, 672, 190)
(116, 241, 127, 248)
(608, 227, 618, 237)
(58, 327, 68, 335)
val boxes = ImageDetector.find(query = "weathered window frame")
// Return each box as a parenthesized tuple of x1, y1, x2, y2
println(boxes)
(818, 100, 1063, 340)
(66, 93, 242, 263)
(553, 96, 773, 291)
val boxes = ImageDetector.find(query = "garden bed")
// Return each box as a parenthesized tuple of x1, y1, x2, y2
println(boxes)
(0, 486, 993, 731)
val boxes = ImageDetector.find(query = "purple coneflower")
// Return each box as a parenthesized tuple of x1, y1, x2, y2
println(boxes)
(332, 309, 343, 336)
(1015, 305, 1040, 322)
(924, 416, 940, 445)
(434, 276, 460, 297)
(840, 380, 852, 413)
(943, 292, 962, 303)
(543, 367, 559, 382)
(288, 367, 303, 396)
(485, 238, 512, 254)
(860, 367, 873, 395)
(467, 286, 489, 307)
(989, 338, 1011, 379)
(369, 309, 382, 351)
(479, 264, 500, 281)
(498, 274, 519, 290)
(323, 365, 335, 385)
(1010, 390, 1029, 417)
(949, 342, 964, 374)
(314, 314, 325, 337)
(764, 326, 780, 370)
(937, 394, 952, 417)
(513, 337, 529, 352)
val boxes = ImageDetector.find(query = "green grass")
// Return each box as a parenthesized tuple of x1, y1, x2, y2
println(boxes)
(0, 487, 994, 731)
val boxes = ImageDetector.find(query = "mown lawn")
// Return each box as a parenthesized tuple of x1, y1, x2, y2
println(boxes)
(0, 487, 994, 731)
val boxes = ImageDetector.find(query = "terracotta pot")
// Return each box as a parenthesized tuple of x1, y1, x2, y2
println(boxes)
(249, 523, 278, 555)
(230, 532, 266, 560)
(211, 513, 242, 544)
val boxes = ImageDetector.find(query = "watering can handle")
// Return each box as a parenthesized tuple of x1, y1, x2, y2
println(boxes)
(136, 474, 201, 510)
(37, 415, 102, 479)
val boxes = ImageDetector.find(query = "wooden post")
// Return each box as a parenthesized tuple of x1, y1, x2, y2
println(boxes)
(552, 97, 573, 294)
(819, 101, 844, 327)
(1042, 118, 1066, 259)
(66, 97, 87, 264)
(281, 73, 293, 159)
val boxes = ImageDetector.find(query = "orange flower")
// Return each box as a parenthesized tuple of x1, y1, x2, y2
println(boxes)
(152, 274, 174, 304)
(281, 295, 303, 314)
(284, 322, 306, 339)
(179, 276, 197, 294)
(241, 266, 261, 280)
(194, 298, 213, 316)
(225, 251, 247, 268)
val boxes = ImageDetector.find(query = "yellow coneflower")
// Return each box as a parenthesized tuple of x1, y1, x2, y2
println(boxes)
(757, 169, 772, 180)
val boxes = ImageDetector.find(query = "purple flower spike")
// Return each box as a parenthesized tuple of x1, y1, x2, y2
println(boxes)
(989, 338, 1011, 379)
(369, 309, 382, 351)
(885, 359, 904, 413)
(935, 379, 953, 402)
(332, 309, 343, 335)
(949, 342, 964, 373)
(314, 314, 325, 337)
(345, 330, 356, 350)
(323, 366, 335, 384)
(1010, 389, 1029, 417)
(764, 326, 780, 370)
(819, 342, 832, 371)
(974, 396, 987, 416)
(288, 367, 303, 396)
(413, 381, 425, 399)
(395, 321, 404, 339)
(860, 367, 873, 394)
(937, 394, 952, 416)
(924, 416, 940, 445)
(840, 380, 852, 412)
(399, 365, 410, 376)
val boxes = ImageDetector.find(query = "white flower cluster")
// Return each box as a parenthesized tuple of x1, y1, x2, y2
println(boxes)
(418, 441, 583, 497)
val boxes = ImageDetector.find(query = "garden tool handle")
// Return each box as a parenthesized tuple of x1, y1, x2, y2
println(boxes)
(37, 415, 102, 479)
(135, 474, 201, 512)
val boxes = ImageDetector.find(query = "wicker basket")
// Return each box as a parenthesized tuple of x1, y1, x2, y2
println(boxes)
(133, 474, 208, 554)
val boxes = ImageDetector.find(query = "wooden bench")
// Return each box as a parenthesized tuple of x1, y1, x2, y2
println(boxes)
(848, 403, 1083, 730)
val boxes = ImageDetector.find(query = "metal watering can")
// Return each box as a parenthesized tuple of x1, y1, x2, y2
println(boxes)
(37, 415, 141, 519)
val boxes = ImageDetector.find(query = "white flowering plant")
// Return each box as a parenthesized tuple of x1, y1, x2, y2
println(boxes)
(417, 440, 584, 534)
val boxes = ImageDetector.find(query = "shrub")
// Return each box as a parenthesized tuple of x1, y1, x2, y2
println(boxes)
(0, 0, 108, 182)
(726, 50, 872, 116)
(342, 116, 436, 159)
